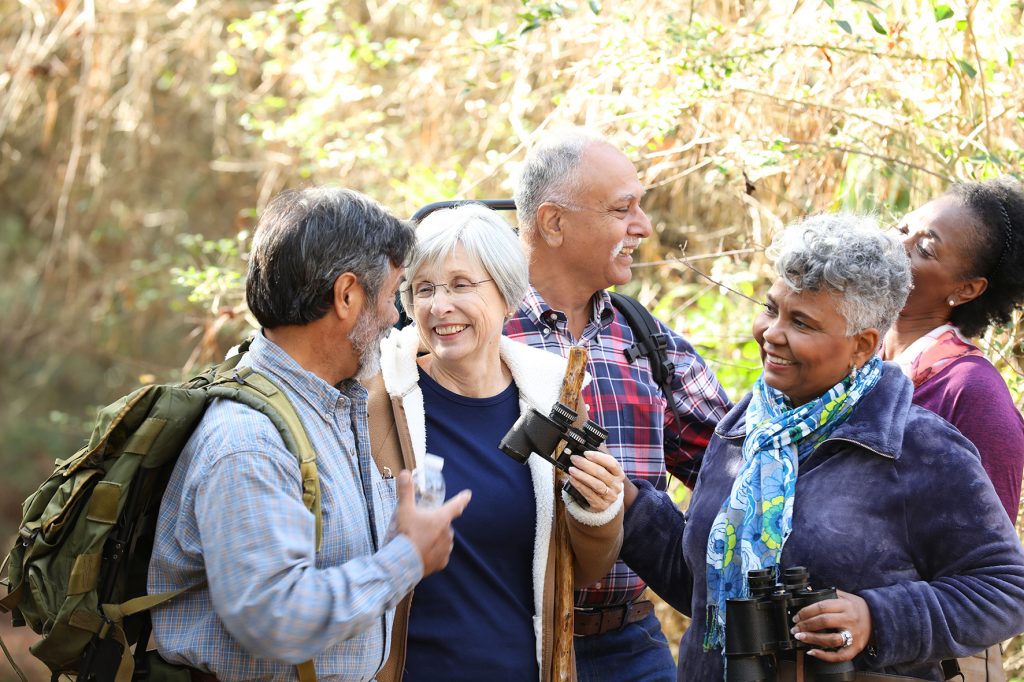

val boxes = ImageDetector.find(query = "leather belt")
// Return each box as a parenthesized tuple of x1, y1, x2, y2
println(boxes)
(190, 671, 219, 682)
(573, 599, 654, 637)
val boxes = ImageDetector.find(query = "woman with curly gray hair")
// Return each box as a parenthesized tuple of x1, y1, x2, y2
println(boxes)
(616, 214, 1024, 681)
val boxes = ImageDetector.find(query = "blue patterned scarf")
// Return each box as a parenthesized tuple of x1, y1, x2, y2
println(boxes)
(703, 354, 883, 651)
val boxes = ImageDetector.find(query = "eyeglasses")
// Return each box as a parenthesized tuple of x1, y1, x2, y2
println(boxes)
(408, 278, 494, 301)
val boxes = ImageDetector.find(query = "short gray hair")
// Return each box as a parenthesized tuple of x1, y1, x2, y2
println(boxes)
(514, 127, 609, 233)
(768, 213, 911, 335)
(246, 187, 414, 328)
(401, 203, 529, 317)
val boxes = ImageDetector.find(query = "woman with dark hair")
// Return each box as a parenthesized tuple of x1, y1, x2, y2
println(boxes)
(883, 177, 1024, 523)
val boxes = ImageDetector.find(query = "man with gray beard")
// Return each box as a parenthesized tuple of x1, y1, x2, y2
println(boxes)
(149, 187, 471, 681)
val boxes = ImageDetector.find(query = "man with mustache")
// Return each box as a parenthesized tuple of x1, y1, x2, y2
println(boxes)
(506, 130, 730, 681)
(149, 187, 471, 681)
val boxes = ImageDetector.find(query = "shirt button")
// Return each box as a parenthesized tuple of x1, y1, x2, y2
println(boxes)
(593, 582, 602, 589)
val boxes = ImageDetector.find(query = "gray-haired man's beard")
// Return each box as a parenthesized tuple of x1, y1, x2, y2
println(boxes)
(349, 305, 392, 381)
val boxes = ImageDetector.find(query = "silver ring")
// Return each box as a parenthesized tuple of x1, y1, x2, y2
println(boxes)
(839, 630, 853, 649)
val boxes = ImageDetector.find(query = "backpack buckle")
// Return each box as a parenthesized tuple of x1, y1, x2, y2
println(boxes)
(18, 528, 38, 548)
(624, 344, 643, 363)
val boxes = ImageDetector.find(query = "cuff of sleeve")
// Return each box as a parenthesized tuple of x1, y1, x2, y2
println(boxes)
(562, 488, 624, 527)
(859, 583, 918, 667)
(379, 533, 425, 599)
(623, 478, 663, 541)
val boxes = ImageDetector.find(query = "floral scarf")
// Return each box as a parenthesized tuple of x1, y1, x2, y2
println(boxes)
(886, 324, 983, 388)
(703, 354, 883, 651)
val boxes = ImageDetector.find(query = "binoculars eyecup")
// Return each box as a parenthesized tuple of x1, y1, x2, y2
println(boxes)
(498, 402, 609, 509)
(723, 567, 856, 682)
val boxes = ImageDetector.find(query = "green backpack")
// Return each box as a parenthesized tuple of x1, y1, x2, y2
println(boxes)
(0, 346, 322, 682)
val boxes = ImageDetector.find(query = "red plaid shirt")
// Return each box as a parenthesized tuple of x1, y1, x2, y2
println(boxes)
(505, 286, 730, 607)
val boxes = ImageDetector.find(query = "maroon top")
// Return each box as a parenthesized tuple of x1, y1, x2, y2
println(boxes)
(913, 354, 1024, 522)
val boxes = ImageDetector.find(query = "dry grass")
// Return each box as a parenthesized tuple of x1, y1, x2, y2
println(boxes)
(1, 0, 1022, 677)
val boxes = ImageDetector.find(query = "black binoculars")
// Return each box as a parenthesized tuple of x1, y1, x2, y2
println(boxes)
(724, 566, 856, 682)
(498, 401, 608, 509)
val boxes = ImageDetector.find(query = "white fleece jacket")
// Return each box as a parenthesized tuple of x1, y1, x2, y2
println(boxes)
(378, 325, 623, 668)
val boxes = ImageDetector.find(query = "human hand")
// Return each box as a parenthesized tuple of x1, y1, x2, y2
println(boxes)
(791, 589, 872, 662)
(392, 470, 471, 577)
(567, 451, 624, 512)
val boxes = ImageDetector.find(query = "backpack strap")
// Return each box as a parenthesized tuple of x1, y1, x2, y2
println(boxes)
(608, 292, 683, 430)
(207, 366, 322, 552)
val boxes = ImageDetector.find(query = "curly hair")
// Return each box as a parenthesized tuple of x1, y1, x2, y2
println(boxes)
(946, 177, 1024, 337)
(768, 213, 912, 336)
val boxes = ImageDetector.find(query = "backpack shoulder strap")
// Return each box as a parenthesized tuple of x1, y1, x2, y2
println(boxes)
(207, 365, 322, 553)
(608, 292, 683, 429)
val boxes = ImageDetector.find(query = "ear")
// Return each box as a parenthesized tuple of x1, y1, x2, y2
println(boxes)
(951, 276, 988, 307)
(534, 202, 565, 248)
(850, 327, 881, 367)
(332, 272, 364, 324)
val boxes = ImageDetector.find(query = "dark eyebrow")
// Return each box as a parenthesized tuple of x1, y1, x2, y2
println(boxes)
(924, 229, 942, 242)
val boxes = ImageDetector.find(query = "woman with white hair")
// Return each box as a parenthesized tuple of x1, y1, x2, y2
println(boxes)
(365, 203, 625, 681)
(618, 214, 1024, 681)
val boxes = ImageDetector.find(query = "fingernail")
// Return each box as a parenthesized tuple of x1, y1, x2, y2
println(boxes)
(794, 632, 806, 642)
(570, 455, 582, 464)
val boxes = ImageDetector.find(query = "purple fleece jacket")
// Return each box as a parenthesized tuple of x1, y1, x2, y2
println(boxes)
(621, 363, 1024, 681)
(912, 355, 1024, 522)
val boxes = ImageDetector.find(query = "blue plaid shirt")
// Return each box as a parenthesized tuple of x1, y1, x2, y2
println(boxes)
(505, 286, 730, 607)
(148, 332, 422, 681)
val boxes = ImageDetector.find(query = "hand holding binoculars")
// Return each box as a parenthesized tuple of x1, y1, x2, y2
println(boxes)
(498, 401, 608, 509)
(724, 566, 856, 682)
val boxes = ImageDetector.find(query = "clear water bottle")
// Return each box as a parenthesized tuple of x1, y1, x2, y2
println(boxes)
(412, 453, 446, 509)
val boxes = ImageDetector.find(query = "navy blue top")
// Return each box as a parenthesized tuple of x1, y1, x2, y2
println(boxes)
(404, 368, 539, 681)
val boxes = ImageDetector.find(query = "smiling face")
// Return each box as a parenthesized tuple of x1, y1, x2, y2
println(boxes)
(557, 143, 653, 291)
(753, 280, 875, 407)
(411, 243, 508, 372)
(895, 195, 986, 320)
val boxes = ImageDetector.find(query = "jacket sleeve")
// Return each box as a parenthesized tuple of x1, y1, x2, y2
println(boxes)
(563, 490, 624, 587)
(617, 478, 694, 613)
(858, 420, 1024, 667)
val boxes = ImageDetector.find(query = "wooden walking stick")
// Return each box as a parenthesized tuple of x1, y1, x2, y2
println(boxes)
(549, 345, 589, 682)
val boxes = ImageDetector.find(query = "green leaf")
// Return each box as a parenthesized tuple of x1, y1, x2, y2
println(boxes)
(1007, 48, 1014, 67)
(853, 0, 882, 8)
(957, 59, 977, 78)
(588, 0, 601, 14)
(835, 19, 852, 33)
(824, 0, 834, 7)
(955, 18, 968, 31)
(868, 12, 887, 35)
(932, 3, 953, 21)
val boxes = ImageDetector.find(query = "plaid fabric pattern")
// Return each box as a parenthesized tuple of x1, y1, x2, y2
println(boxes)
(148, 332, 422, 681)
(505, 286, 730, 607)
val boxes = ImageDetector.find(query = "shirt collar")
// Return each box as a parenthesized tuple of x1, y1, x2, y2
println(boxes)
(244, 331, 367, 420)
(520, 285, 615, 344)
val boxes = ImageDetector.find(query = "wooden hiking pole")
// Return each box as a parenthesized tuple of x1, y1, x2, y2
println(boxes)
(549, 345, 589, 682)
